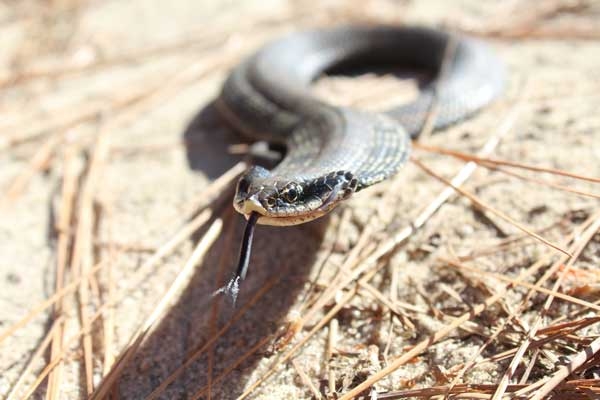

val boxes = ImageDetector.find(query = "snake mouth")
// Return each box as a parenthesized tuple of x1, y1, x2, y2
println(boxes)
(245, 210, 329, 226)
(233, 195, 331, 226)
(233, 174, 352, 226)
(235, 195, 266, 216)
(235, 206, 329, 226)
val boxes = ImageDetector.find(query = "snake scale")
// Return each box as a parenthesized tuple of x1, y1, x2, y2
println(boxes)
(214, 25, 506, 298)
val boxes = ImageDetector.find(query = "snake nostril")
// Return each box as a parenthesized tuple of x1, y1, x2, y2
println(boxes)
(237, 178, 250, 194)
(233, 194, 246, 205)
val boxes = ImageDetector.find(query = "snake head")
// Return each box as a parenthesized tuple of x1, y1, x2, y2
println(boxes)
(233, 167, 359, 226)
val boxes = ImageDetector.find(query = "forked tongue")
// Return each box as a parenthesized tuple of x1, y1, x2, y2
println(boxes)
(215, 211, 259, 305)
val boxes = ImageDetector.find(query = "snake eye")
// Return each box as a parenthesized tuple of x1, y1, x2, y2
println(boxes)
(282, 183, 302, 203)
(265, 197, 276, 208)
(284, 188, 298, 202)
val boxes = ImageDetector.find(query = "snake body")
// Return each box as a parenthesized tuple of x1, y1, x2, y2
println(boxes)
(217, 26, 506, 226)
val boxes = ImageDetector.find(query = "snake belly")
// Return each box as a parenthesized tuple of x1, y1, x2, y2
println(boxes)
(216, 26, 506, 226)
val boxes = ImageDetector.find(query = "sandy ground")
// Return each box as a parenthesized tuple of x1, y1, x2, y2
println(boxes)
(1, 0, 600, 399)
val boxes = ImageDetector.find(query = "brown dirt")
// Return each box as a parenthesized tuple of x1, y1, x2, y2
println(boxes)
(1, 1, 600, 399)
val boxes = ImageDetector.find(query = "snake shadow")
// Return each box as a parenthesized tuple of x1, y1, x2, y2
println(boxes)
(116, 101, 327, 399)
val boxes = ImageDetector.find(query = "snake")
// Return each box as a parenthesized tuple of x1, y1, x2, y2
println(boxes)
(214, 25, 506, 298)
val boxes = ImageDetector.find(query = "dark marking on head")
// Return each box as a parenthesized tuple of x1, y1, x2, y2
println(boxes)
(233, 166, 360, 221)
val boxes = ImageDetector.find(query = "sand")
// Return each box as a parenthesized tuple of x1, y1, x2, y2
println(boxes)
(1, 1, 599, 399)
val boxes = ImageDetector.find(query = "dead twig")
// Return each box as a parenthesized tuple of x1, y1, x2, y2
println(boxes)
(5, 318, 63, 400)
(46, 143, 79, 400)
(90, 217, 223, 399)
(411, 157, 572, 257)
(530, 336, 600, 400)
(414, 143, 600, 184)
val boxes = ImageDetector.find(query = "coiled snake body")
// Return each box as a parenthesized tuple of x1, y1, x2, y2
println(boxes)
(215, 25, 505, 295)
(217, 25, 505, 226)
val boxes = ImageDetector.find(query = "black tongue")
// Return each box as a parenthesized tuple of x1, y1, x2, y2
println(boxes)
(222, 212, 259, 305)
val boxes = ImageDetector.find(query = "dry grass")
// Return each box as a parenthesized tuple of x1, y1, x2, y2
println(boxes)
(1, 1, 599, 399)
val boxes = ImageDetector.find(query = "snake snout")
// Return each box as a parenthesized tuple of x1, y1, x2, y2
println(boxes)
(234, 193, 266, 216)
